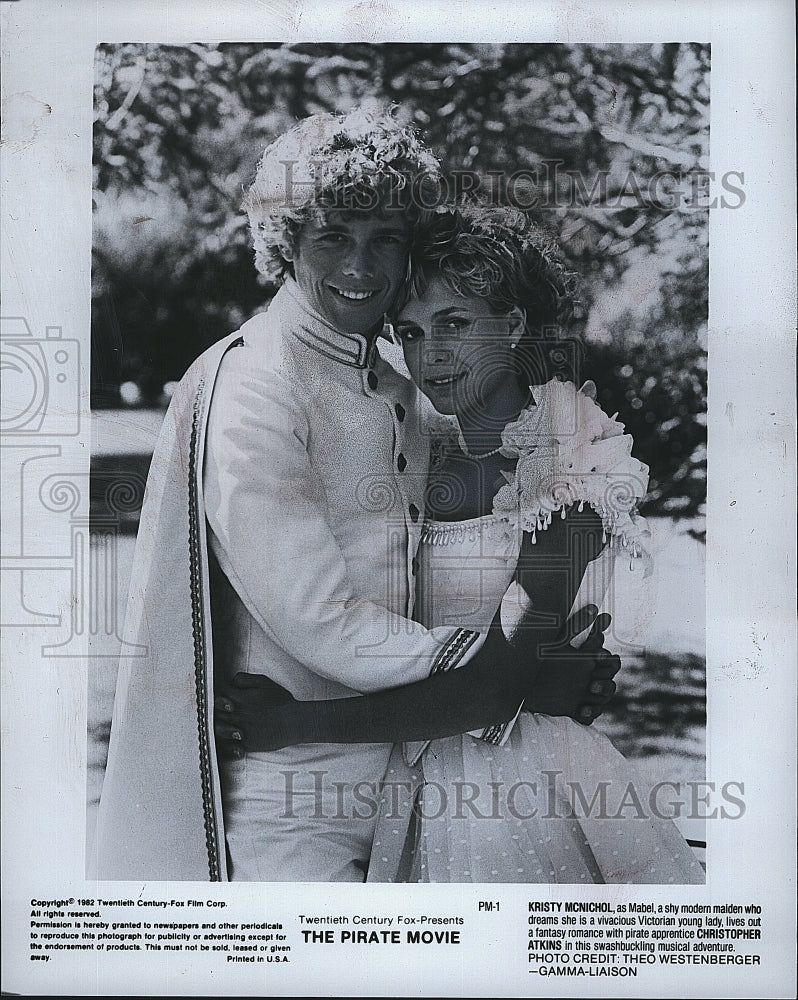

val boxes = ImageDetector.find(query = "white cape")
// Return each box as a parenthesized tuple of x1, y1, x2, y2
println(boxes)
(91, 332, 244, 881)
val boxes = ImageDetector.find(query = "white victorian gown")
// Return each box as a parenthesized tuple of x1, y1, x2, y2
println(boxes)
(367, 382, 704, 885)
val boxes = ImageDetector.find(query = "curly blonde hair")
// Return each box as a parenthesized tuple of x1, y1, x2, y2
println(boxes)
(243, 107, 442, 284)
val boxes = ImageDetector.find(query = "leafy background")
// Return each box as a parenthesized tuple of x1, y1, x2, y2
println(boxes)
(92, 41, 708, 521)
(88, 45, 709, 846)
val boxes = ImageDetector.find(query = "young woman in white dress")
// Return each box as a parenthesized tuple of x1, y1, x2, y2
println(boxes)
(217, 204, 703, 884)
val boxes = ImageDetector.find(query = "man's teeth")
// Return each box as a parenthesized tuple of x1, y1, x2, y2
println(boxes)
(428, 375, 460, 386)
(332, 288, 376, 300)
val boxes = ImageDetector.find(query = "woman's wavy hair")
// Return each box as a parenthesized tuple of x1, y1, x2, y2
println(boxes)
(242, 106, 442, 284)
(399, 203, 578, 383)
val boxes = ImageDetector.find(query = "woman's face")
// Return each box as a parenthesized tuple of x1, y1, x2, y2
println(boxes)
(394, 276, 525, 420)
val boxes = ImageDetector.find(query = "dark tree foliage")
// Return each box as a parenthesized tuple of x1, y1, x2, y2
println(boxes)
(92, 42, 709, 518)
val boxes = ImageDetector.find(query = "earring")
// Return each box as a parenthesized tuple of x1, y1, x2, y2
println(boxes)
(507, 307, 526, 350)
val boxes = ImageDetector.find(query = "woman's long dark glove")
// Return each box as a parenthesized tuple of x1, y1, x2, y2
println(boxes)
(215, 604, 619, 755)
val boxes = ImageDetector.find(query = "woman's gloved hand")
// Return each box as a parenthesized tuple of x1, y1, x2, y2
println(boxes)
(215, 674, 296, 757)
(511, 605, 622, 724)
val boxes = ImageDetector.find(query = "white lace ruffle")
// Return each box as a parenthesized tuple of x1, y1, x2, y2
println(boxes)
(490, 380, 650, 562)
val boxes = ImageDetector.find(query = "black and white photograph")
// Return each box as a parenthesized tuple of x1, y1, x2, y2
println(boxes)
(87, 41, 709, 885)
(1, 2, 795, 997)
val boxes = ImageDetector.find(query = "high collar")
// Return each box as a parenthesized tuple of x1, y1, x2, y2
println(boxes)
(279, 277, 385, 369)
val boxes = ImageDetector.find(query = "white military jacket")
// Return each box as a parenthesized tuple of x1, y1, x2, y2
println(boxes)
(92, 278, 484, 881)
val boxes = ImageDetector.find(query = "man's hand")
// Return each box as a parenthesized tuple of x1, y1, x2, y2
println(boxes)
(215, 673, 296, 756)
(513, 605, 621, 724)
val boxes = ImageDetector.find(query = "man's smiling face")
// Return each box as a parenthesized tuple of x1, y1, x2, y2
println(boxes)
(288, 209, 410, 337)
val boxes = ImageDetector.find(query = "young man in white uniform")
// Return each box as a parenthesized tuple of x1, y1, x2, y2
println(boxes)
(94, 110, 613, 882)
(206, 111, 509, 880)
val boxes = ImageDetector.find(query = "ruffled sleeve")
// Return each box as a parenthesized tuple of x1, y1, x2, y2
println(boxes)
(492, 379, 651, 566)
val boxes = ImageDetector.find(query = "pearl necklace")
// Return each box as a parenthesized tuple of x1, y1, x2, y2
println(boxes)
(456, 429, 504, 460)
(455, 387, 535, 460)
